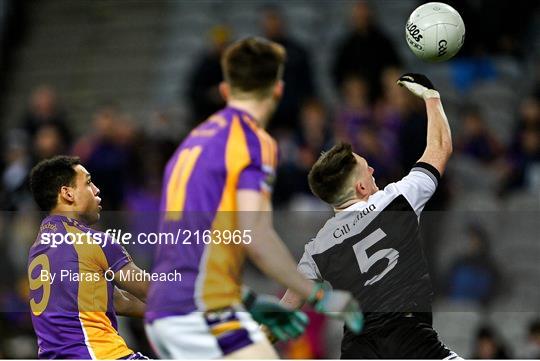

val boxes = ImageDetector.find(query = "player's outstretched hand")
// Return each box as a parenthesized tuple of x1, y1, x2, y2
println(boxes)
(397, 73, 440, 100)
(307, 282, 364, 334)
(243, 291, 309, 342)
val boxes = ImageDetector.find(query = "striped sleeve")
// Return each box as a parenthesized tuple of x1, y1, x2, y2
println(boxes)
(237, 127, 277, 193)
(392, 162, 440, 215)
(297, 241, 322, 280)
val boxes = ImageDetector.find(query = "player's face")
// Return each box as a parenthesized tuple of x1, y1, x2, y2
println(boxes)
(72, 165, 102, 225)
(354, 154, 379, 196)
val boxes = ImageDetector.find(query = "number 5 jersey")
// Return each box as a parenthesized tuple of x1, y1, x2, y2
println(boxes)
(297, 163, 441, 335)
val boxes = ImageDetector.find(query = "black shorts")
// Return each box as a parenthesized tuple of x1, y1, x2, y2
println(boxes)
(341, 313, 459, 359)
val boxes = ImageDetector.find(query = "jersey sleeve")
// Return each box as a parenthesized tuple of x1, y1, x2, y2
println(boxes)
(237, 130, 277, 194)
(390, 162, 441, 215)
(100, 234, 132, 272)
(297, 242, 322, 280)
(237, 163, 267, 191)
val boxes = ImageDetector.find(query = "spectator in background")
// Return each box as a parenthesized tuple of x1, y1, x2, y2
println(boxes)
(274, 98, 332, 205)
(22, 85, 71, 148)
(0, 129, 31, 211)
(334, 75, 371, 150)
(72, 106, 136, 210)
(335, 74, 400, 186)
(471, 325, 512, 359)
(186, 25, 231, 126)
(457, 106, 504, 164)
(260, 5, 315, 134)
(445, 223, 502, 307)
(32, 124, 67, 162)
(522, 319, 540, 359)
(295, 98, 333, 168)
(332, 1, 401, 103)
(500, 92, 540, 195)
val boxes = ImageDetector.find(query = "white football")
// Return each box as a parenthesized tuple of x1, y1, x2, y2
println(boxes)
(405, 2, 465, 62)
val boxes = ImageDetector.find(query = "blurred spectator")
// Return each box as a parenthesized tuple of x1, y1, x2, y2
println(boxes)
(334, 75, 372, 149)
(72, 106, 137, 210)
(376, 67, 411, 172)
(445, 223, 502, 307)
(274, 98, 332, 205)
(186, 25, 231, 126)
(499, 93, 540, 195)
(522, 319, 540, 359)
(260, 5, 315, 134)
(0, 129, 31, 211)
(22, 85, 71, 147)
(335, 74, 400, 185)
(471, 325, 512, 359)
(457, 106, 504, 164)
(332, 1, 401, 103)
(296, 98, 333, 167)
(32, 124, 67, 162)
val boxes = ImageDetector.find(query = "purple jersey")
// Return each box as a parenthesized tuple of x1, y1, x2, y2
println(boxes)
(146, 106, 277, 322)
(28, 215, 132, 359)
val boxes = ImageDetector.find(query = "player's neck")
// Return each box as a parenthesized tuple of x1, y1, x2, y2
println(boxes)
(49, 206, 80, 222)
(227, 99, 272, 128)
(333, 198, 365, 213)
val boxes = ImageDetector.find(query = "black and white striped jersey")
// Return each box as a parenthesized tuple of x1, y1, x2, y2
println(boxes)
(298, 162, 441, 334)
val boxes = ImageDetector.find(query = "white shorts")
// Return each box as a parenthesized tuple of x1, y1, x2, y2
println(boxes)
(145, 307, 266, 359)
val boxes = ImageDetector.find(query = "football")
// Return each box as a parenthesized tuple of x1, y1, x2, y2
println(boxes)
(405, 2, 465, 62)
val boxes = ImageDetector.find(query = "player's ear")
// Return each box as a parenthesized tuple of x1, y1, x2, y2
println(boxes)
(355, 180, 368, 198)
(273, 80, 284, 99)
(59, 186, 75, 204)
(219, 82, 230, 101)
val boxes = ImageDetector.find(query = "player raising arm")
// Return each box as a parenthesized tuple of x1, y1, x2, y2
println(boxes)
(281, 73, 460, 359)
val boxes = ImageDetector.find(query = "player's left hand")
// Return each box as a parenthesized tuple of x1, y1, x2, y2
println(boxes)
(397, 73, 440, 100)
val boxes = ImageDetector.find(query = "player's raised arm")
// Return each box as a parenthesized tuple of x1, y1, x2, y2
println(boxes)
(397, 73, 453, 175)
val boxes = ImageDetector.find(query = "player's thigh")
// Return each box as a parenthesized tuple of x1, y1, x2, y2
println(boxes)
(145, 308, 269, 359)
(224, 338, 278, 360)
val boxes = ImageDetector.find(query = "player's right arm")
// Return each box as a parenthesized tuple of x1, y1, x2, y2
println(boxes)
(96, 232, 149, 303)
(397, 73, 453, 175)
(280, 288, 306, 310)
(113, 261, 149, 303)
(113, 286, 146, 318)
(238, 190, 363, 334)
(237, 189, 313, 300)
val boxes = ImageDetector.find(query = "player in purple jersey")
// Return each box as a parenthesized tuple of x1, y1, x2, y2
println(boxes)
(28, 156, 149, 359)
(145, 37, 363, 359)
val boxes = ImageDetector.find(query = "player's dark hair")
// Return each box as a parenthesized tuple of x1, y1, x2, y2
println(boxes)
(221, 36, 286, 98)
(308, 142, 358, 205)
(29, 155, 81, 212)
